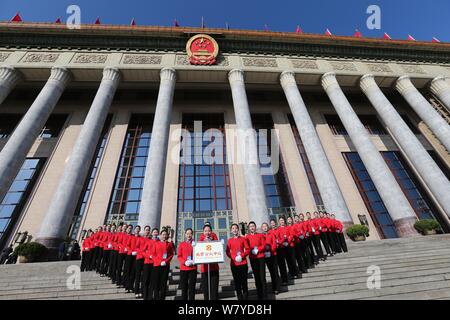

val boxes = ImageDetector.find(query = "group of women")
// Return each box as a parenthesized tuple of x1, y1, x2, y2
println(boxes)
(80, 211, 348, 300)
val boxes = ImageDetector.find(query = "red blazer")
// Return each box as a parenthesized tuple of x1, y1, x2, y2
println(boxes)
(142, 238, 155, 265)
(102, 232, 112, 250)
(177, 241, 197, 271)
(117, 233, 126, 254)
(310, 219, 321, 235)
(133, 236, 146, 260)
(276, 226, 293, 248)
(226, 236, 249, 266)
(245, 233, 266, 259)
(198, 237, 220, 273)
(264, 231, 277, 256)
(91, 232, 101, 247)
(121, 234, 134, 255)
(334, 220, 343, 233)
(152, 240, 175, 267)
(82, 237, 92, 251)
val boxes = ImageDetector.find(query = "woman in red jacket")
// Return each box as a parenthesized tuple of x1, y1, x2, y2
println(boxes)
(199, 224, 219, 300)
(142, 227, 158, 300)
(261, 222, 280, 295)
(178, 228, 197, 300)
(332, 214, 348, 252)
(133, 225, 147, 299)
(81, 229, 93, 272)
(150, 228, 174, 300)
(276, 216, 297, 284)
(226, 223, 250, 300)
(246, 221, 268, 300)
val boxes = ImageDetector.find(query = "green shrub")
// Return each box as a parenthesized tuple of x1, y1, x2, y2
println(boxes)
(14, 242, 48, 262)
(414, 219, 440, 234)
(346, 224, 369, 239)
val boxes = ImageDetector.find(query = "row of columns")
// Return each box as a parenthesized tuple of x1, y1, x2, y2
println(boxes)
(0, 65, 449, 250)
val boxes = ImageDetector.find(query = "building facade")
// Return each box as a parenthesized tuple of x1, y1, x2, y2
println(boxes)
(0, 23, 449, 251)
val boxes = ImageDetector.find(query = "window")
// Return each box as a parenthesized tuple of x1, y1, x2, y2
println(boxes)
(0, 114, 22, 138)
(343, 152, 398, 239)
(288, 115, 324, 210)
(67, 115, 112, 240)
(325, 114, 386, 135)
(38, 114, 68, 139)
(0, 158, 45, 249)
(177, 114, 232, 213)
(382, 151, 444, 229)
(106, 114, 153, 226)
(252, 114, 293, 209)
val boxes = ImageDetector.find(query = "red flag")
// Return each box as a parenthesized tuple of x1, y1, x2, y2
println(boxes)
(55, 17, 62, 24)
(432, 37, 441, 43)
(94, 17, 101, 25)
(407, 34, 416, 41)
(325, 28, 332, 36)
(173, 19, 180, 27)
(354, 29, 362, 38)
(383, 32, 392, 40)
(295, 25, 303, 34)
(11, 12, 22, 22)
(130, 18, 136, 26)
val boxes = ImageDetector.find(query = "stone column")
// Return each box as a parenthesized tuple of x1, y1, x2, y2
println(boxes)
(228, 69, 269, 228)
(280, 71, 352, 224)
(396, 75, 450, 152)
(0, 67, 71, 203)
(322, 72, 418, 237)
(35, 67, 121, 249)
(0, 66, 21, 105)
(361, 74, 450, 219)
(430, 76, 450, 112)
(138, 68, 176, 229)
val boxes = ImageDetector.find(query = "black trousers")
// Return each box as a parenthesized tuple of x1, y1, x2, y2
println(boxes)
(108, 250, 118, 280)
(250, 258, 267, 300)
(134, 258, 144, 294)
(312, 235, 325, 259)
(90, 247, 99, 270)
(100, 250, 110, 275)
(264, 255, 280, 293)
(331, 232, 342, 253)
(294, 242, 308, 273)
(180, 269, 197, 300)
(80, 251, 90, 272)
(122, 254, 133, 289)
(116, 253, 126, 286)
(230, 264, 248, 300)
(95, 248, 104, 272)
(337, 233, 348, 252)
(320, 232, 331, 255)
(326, 232, 337, 253)
(142, 264, 153, 300)
(126, 255, 137, 291)
(150, 265, 170, 300)
(201, 270, 219, 300)
(275, 247, 288, 283)
(305, 237, 316, 265)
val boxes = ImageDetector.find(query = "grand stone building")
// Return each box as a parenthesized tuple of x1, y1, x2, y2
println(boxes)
(0, 22, 449, 252)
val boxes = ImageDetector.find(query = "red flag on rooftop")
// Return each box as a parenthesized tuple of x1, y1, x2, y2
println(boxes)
(325, 28, 332, 36)
(432, 37, 441, 43)
(94, 17, 101, 25)
(295, 25, 303, 34)
(354, 29, 362, 38)
(130, 18, 136, 26)
(407, 34, 416, 41)
(383, 32, 392, 40)
(55, 17, 62, 24)
(11, 12, 22, 22)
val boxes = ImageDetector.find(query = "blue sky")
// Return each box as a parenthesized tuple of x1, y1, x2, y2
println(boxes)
(1, 0, 449, 42)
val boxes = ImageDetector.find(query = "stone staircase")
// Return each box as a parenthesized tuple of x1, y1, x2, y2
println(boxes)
(1, 234, 450, 300)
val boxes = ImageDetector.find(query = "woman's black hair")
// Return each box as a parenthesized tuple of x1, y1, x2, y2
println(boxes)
(230, 223, 240, 230)
(144, 225, 151, 230)
(185, 228, 193, 233)
(203, 224, 212, 231)
(278, 215, 286, 222)
(247, 221, 256, 227)
(160, 228, 168, 234)
(151, 227, 159, 233)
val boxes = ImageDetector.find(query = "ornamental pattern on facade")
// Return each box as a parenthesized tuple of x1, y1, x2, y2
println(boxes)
(22, 53, 60, 63)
